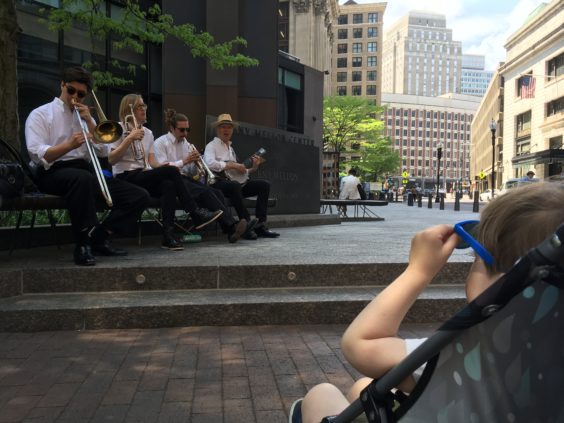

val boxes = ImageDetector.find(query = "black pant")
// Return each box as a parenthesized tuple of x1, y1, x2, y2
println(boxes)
(181, 177, 236, 232)
(36, 159, 149, 242)
(212, 179, 270, 222)
(117, 166, 199, 228)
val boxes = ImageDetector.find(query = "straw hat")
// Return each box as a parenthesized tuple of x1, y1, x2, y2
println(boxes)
(211, 113, 239, 128)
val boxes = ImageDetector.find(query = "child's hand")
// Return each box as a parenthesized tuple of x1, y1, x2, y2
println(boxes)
(407, 224, 460, 280)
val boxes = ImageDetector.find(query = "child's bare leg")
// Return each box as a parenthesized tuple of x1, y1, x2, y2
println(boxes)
(345, 377, 373, 402)
(302, 383, 350, 423)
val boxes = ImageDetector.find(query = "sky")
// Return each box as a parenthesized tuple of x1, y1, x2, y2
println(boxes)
(344, 0, 549, 70)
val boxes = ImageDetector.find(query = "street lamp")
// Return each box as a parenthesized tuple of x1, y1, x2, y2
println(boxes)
(435, 142, 443, 202)
(489, 119, 497, 199)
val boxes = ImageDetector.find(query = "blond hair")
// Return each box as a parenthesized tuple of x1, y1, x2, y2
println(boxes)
(118, 94, 143, 123)
(477, 183, 564, 273)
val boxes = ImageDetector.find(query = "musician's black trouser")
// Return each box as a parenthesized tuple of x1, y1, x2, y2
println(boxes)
(117, 166, 199, 229)
(36, 159, 149, 243)
(181, 177, 237, 232)
(212, 179, 270, 223)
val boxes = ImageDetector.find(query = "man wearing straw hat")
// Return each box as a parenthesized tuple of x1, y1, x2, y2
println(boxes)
(203, 114, 280, 239)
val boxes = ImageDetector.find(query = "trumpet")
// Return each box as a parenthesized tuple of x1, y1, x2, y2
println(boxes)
(123, 103, 147, 168)
(188, 144, 216, 185)
(72, 92, 122, 207)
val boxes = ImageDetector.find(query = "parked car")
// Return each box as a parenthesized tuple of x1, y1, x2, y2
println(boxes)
(498, 178, 537, 196)
(480, 189, 492, 202)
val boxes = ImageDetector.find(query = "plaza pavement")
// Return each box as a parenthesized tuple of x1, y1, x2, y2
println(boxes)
(0, 199, 482, 422)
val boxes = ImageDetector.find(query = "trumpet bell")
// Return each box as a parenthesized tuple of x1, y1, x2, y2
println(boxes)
(94, 121, 123, 144)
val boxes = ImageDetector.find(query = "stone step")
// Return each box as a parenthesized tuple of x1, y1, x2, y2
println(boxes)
(0, 286, 466, 332)
(2, 263, 471, 294)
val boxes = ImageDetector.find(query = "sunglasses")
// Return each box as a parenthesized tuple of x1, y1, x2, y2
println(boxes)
(454, 220, 494, 266)
(176, 127, 190, 133)
(135, 104, 148, 111)
(65, 84, 87, 99)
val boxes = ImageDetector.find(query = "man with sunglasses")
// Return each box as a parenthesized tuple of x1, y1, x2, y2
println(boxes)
(151, 109, 251, 244)
(25, 66, 150, 266)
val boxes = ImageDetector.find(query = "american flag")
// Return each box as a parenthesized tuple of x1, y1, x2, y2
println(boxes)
(521, 76, 536, 99)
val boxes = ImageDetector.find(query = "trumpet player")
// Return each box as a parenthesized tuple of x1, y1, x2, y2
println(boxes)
(109, 95, 223, 250)
(25, 66, 150, 266)
(152, 109, 251, 243)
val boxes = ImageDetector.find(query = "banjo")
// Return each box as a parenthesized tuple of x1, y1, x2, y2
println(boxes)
(221, 148, 266, 185)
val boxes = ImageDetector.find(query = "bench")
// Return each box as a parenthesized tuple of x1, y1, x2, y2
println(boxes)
(320, 199, 388, 220)
(1, 193, 276, 254)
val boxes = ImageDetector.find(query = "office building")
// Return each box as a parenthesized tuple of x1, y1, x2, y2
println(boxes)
(382, 11, 462, 97)
(331, 0, 387, 105)
(460, 55, 494, 97)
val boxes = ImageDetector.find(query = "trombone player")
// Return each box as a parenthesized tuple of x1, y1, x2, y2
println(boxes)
(25, 66, 150, 266)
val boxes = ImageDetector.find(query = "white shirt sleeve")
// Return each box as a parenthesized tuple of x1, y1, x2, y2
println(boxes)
(203, 139, 226, 172)
(25, 109, 52, 169)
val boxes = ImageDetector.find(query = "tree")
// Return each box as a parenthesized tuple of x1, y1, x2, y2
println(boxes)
(323, 96, 400, 181)
(0, 0, 259, 153)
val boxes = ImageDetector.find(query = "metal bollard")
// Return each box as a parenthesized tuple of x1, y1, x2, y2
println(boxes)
(417, 194, 422, 207)
(427, 194, 433, 208)
(407, 192, 414, 206)
(439, 193, 445, 210)
(395, 191, 398, 202)
(472, 190, 480, 213)
(454, 192, 460, 211)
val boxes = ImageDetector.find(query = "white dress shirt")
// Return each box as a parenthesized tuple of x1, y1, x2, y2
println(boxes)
(203, 136, 248, 178)
(339, 174, 361, 200)
(111, 124, 154, 175)
(25, 97, 107, 170)
(153, 132, 198, 177)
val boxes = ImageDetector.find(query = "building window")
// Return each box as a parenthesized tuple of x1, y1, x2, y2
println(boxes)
(367, 42, 377, 52)
(352, 43, 362, 53)
(337, 58, 347, 68)
(338, 15, 348, 25)
(337, 43, 347, 54)
(337, 86, 347, 96)
(352, 57, 362, 67)
(338, 29, 347, 39)
(546, 96, 563, 117)
(367, 70, 376, 81)
(353, 28, 362, 38)
(547, 53, 563, 81)
(352, 71, 362, 82)
(337, 72, 347, 82)
(517, 74, 536, 98)
(516, 110, 532, 138)
(352, 86, 362, 96)
(366, 85, 377, 95)
(368, 12, 378, 23)
(353, 13, 363, 24)
(367, 27, 378, 38)
(367, 56, 377, 67)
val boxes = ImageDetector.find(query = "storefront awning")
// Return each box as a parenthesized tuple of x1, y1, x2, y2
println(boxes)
(511, 149, 564, 167)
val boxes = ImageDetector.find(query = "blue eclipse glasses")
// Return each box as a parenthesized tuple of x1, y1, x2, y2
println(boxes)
(453, 220, 494, 266)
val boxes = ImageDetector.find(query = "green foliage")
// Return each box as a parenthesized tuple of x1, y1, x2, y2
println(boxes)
(348, 137, 401, 182)
(41, 0, 259, 88)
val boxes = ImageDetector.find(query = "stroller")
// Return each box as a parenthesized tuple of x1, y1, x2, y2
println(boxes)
(324, 223, 564, 423)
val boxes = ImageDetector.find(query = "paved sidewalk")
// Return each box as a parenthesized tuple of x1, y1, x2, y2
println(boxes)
(0, 324, 436, 423)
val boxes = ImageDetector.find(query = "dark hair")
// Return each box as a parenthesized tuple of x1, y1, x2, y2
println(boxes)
(164, 108, 188, 128)
(62, 66, 93, 91)
(349, 168, 357, 176)
(477, 183, 564, 274)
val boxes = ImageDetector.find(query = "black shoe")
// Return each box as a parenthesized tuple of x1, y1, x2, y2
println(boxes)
(242, 218, 258, 240)
(228, 219, 247, 243)
(74, 244, 96, 266)
(162, 227, 184, 251)
(255, 223, 280, 238)
(191, 208, 223, 230)
(91, 240, 128, 256)
(289, 398, 303, 423)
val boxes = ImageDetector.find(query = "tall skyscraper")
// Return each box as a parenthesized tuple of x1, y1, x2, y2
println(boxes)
(330, 0, 387, 104)
(382, 11, 462, 97)
(460, 55, 494, 97)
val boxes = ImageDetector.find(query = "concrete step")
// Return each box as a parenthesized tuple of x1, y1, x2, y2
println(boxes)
(0, 286, 466, 332)
(1, 263, 471, 294)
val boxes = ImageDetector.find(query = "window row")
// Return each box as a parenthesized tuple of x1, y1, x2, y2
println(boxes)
(338, 12, 379, 25)
(387, 119, 468, 131)
(391, 130, 470, 140)
(336, 57, 377, 68)
(337, 42, 378, 54)
(337, 28, 378, 39)
(337, 85, 378, 96)
(337, 70, 377, 82)
(386, 109, 472, 121)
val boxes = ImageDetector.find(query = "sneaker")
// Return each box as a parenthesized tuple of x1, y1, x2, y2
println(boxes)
(228, 219, 247, 243)
(162, 227, 184, 251)
(288, 398, 303, 423)
(191, 208, 223, 230)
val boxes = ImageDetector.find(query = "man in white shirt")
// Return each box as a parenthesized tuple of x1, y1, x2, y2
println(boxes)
(338, 168, 361, 217)
(203, 114, 279, 239)
(25, 66, 150, 266)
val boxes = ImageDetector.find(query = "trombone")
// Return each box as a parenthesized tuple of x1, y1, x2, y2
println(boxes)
(72, 91, 122, 207)
(123, 103, 147, 169)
